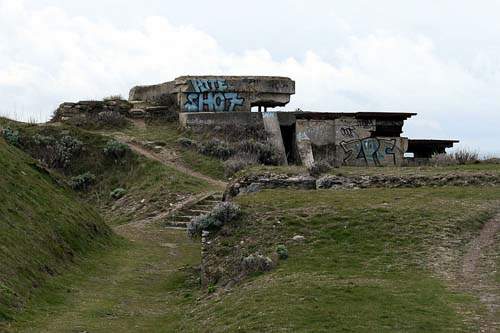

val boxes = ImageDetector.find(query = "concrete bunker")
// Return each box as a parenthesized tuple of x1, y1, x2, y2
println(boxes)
(55, 75, 459, 167)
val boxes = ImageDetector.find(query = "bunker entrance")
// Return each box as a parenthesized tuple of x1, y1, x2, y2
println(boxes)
(280, 124, 297, 164)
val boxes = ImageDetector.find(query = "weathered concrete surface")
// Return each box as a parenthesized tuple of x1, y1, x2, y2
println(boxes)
(262, 112, 288, 166)
(179, 111, 263, 128)
(296, 132, 315, 169)
(130, 76, 295, 112)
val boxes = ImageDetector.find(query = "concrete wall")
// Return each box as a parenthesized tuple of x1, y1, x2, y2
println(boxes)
(179, 112, 263, 128)
(130, 76, 295, 113)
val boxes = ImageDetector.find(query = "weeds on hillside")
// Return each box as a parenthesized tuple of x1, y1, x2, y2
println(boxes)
(30, 134, 83, 169)
(103, 140, 130, 159)
(0, 127, 20, 146)
(224, 153, 259, 177)
(69, 172, 95, 191)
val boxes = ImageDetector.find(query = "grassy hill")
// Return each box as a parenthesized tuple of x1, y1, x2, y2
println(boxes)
(180, 185, 500, 332)
(2, 117, 500, 331)
(0, 138, 113, 323)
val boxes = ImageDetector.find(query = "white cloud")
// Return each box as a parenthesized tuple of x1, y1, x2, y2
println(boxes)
(0, 0, 499, 155)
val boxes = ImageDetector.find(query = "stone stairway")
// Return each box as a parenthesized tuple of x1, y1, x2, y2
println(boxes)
(165, 193, 223, 229)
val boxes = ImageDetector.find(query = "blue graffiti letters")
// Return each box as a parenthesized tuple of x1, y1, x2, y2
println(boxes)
(341, 137, 397, 166)
(184, 92, 244, 112)
(185, 79, 244, 112)
(191, 79, 228, 93)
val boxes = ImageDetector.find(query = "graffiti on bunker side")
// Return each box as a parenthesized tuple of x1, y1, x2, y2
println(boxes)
(184, 79, 245, 112)
(340, 137, 398, 166)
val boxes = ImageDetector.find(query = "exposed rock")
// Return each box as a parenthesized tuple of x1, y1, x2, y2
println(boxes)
(292, 235, 305, 241)
(225, 172, 316, 198)
(225, 171, 500, 198)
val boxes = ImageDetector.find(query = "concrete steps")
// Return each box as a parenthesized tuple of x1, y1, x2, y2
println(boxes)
(165, 193, 223, 229)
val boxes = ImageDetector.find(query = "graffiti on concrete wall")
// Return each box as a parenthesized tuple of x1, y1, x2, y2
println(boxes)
(184, 79, 245, 112)
(340, 137, 398, 166)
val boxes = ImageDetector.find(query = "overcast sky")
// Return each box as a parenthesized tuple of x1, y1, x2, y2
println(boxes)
(1, 0, 499, 155)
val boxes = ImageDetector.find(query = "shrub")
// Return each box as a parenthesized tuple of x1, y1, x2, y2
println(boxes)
(31, 134, 82, 169)
(96, 111, 129, 129)
(188, 215, 222, 237)
(210, 202, 241, 223)
(103, 140, 130, 159)
(224, 153, 258, 177)
(199, 138, 233, 160)
(430, 153, 458, 167)
(308, 161, 332, 177)
(241, 254, 274, 273)
(177, 137, 198, 148)
(238, 140, 279, 165)
(103, 94, 123, 101)
(110, 188, 127, 199)
(69, 172, 95, 191)
(453, 148, 479, 165)
(188, 202, 241, 237)
(0, 128, 20, 146)
(276, 245, 289, 260)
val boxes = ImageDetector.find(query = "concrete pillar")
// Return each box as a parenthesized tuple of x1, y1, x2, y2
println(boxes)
(296, 132, 315, 169)
(262, 112, 288, 166)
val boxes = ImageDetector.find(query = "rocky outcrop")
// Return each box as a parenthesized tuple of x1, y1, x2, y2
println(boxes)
(225, 172, 500, 198)
(224, 172, 317, 198)
(52, 100, 133, 122)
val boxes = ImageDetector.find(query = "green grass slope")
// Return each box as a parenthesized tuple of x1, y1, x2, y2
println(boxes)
(0, 138, 112, 323)
(185, 185, 500, 332)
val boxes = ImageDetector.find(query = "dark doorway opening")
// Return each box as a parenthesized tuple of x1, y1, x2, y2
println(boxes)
(280, 124, 297, 164)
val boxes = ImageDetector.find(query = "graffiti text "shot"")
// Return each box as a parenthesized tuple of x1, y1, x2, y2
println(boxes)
(185, 93, 244, 112)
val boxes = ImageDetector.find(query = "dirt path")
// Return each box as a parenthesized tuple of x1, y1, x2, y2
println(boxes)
(114, 134, 227, 189)
(460, 213, 500, 332)
(9, 217, 201, 332)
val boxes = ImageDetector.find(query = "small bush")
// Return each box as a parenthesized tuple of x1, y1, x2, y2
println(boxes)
(0, 128, 20, 146)
(276, 245, 289, 260)
(31, 134, 82, 169)
(241, 254, 274, 274)
(199, 138, 233, 160)
(69, 172, 95, 191)
(177, 137, 198, 148)
(308, 161, 332, 177)
(96, 111, 129, 129)
(103, 140, 130, 159)
(453, 148, 479, 165)
(188, 202, 241, 237)
(110, 188, 127, 199)
(210, 202, 241, 223)
(188, 215, 222, 237)
(224, 154, 258, 177)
